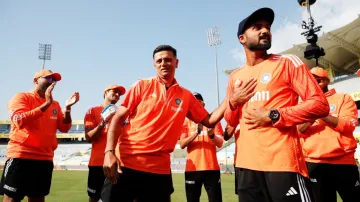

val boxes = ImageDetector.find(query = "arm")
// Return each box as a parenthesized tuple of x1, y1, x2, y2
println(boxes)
(273, 56, 330, 127)
(85, 122, 106, 142)
(84, 108, 106, 143)
(209, 134, 224, 148)
(201, 100, 227, 128)
(104, 79, 142, 153)
(297, 122, 314, 134)
(179, 133, 198, 149)
(62, 106, 72, 124)
(58, 92, 80, 132)
(105, 106, 130, 153)
(224, 105, 240, 127)
(208, 122, 224, 148)
(224, 77, 257, 127)
(179, 120, 198, 149)
(57, 104, 72, 133)
(321, 95, 358, 133)
(61, 92, 79, 126)
(224, 76, 240, 127)
(223, 124, 236, 141)
(8, 93, 49, 129)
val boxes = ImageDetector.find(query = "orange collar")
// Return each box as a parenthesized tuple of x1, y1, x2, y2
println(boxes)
(155, 76, 179, 87)
(324, 88, 336, 97)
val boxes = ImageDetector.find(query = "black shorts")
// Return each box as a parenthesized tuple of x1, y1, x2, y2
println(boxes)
(185, 170, 222, 202)
(0, 158, 54, 201)
(307, 162, 360, 202)
(101, 167, 174, 202)
(236, 168, 314, 202)
(87, 166, 106, 200)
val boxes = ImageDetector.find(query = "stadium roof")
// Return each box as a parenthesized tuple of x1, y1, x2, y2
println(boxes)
(224, 16, 360, 79)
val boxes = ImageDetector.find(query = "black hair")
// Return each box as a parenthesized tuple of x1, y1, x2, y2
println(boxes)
(193, 92, 204, 101)
(153, 45, 177, 58)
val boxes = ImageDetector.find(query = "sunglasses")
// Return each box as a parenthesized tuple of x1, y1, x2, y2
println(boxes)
(40, 77, 56, 84)
(316, 78, 326, 83)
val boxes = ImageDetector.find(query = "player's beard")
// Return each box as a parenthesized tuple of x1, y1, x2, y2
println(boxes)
(39, 83, 50, 92)
(246, 37, 271, 51)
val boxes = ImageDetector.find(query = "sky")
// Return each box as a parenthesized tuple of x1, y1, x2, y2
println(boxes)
(0, 0, 359, 121)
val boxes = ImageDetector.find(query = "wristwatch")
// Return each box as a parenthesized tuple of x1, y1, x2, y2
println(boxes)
(269, 109, 280, 124)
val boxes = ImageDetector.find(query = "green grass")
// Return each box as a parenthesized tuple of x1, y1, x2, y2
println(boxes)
(0, 171, 343, 202)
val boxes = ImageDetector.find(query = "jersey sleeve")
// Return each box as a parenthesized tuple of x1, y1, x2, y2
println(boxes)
(214, 122, 224, 136)
(224, 74, 241, 127)
(7, 93, 43, 129)
(334, 94, 358, 134)
(274, 55, 330, 127)
(186, 94, 208, 123)
(121, 80, 143, 114)
(56, 102, 72, 133)
(84, 107, 97, 131)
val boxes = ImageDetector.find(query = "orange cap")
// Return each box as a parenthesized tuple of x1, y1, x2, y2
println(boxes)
(310, 67, 329, 80)
(33, 69, 62, 81)
(356, 69, 360, 77)
(104, 85, 126, 95)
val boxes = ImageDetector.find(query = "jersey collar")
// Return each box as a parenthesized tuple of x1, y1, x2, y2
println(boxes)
(324, 88, 336, 97)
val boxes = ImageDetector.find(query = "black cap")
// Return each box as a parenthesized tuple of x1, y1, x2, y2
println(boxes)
(193, 92, 204, 101)
(237, 7, 275, 37)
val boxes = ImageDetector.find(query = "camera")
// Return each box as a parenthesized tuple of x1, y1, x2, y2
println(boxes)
(298, 0, 325, 64)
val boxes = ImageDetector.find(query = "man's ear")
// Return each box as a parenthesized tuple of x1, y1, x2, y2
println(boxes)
(175, 58, 179, 69)
(239, 34, 246, 45)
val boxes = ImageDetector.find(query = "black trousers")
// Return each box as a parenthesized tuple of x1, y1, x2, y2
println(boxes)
(307, 162, 360, 202)
(185, 170, 222, 202)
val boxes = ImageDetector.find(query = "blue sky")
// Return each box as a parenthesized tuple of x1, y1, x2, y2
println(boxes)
(0, 0, 359, 120)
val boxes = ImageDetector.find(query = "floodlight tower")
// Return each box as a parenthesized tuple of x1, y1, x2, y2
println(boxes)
(39, 43, 52, 69)
(207, 27, 229, 172)
(206, 27, 221, 106)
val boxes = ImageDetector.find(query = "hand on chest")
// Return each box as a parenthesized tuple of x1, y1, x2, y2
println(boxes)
(234, 68, 281, 103)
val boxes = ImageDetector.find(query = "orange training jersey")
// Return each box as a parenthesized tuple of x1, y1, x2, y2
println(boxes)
(7, 90, 72, 161)
(84, 105, 109, 166)
(181, 119, 224, 171)
(119, 76, 209, 174)
(224, 54, 329, 177)
(300, 89, 358, 165)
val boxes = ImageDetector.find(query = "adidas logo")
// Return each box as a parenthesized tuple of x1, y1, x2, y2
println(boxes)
(355, 181, 360, 187)
(286, 187, 298, 196)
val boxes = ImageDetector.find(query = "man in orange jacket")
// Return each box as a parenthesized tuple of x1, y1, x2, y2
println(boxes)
(0, 69, 80, 202)
(298, 67, 360, 202)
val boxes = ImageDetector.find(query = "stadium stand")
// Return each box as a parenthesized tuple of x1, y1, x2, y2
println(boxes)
(0, 120, 91, 169)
